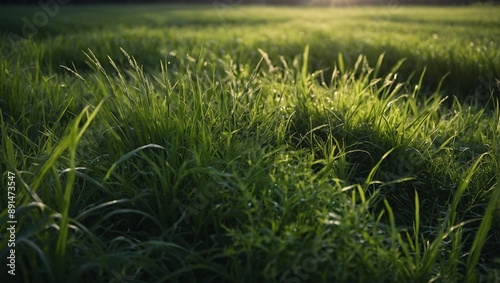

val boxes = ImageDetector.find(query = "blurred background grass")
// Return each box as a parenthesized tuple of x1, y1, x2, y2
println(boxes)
(1, 5, 499, 98)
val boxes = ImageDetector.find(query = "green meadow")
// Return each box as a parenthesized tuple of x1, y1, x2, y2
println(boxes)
(0, 4, 499, 282)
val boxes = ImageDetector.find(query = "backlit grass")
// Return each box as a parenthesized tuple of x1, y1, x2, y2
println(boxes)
(0, 4, 499, 283)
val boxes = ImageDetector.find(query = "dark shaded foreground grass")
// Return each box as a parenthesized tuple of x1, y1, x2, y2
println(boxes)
(0, 5, 499, 283)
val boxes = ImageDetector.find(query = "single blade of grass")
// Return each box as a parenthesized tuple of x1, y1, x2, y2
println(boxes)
(102, 144, 165, 183)
(466, 182, 499, 282)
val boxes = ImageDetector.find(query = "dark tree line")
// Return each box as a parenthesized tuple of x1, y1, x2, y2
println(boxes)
(0, 0, 497, 5)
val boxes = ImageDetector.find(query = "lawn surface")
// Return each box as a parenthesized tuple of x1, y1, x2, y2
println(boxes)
(0, 4, 499, 282)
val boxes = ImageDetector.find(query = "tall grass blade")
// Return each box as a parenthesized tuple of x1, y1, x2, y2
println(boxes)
(102, 144, 165, 183)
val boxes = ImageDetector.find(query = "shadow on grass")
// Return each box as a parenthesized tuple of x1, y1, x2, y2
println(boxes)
(4, 32, 497, 105)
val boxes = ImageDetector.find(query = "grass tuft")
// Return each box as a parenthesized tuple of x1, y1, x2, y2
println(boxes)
(1, 5, 499, 282)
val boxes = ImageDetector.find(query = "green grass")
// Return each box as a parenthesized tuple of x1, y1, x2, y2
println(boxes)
(0, 4, 499, 282)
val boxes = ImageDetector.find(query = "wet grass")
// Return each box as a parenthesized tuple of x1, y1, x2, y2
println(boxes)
(0, 4, 499, 283)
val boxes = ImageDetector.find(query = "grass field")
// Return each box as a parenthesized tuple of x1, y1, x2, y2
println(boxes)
(1, 4, 499, 282)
